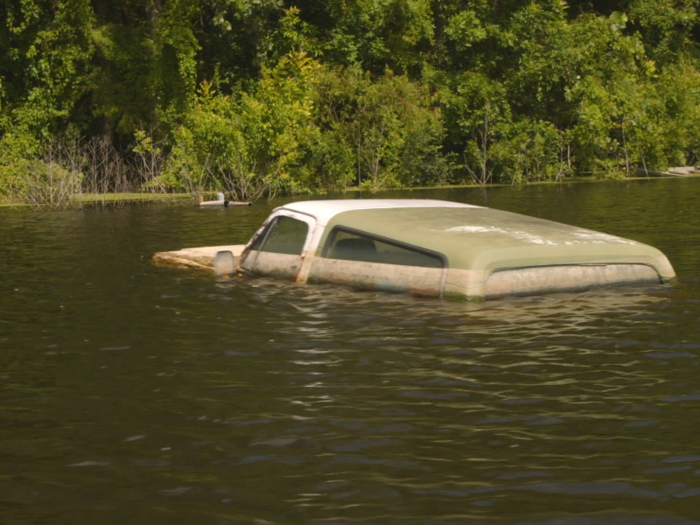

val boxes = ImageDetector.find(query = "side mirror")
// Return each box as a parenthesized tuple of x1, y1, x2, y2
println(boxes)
(213, 251, 236, 277)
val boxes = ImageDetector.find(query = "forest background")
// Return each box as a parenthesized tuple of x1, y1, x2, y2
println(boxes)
(2, 0, 700, 204)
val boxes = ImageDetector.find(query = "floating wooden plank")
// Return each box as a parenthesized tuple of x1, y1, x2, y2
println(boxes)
(199, 200, 252, 208)
(667, 166, 700, 176)
(637, 166, 700, 177)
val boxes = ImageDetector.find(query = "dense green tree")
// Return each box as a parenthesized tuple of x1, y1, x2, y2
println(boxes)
(160, 51, 320, 199)
(3, 0, 700, 203)
(0, 0, 94, 136)
(313, 65, 446, 191)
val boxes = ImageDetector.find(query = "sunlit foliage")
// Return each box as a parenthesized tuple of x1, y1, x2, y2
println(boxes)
(2, 0, 700, 202)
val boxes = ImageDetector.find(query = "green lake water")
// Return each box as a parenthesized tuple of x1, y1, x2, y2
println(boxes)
(1, 178, 700, 524)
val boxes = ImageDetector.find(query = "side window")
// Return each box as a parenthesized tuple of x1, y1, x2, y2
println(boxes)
(323, 228, 445, 269)
(240, 215, 310, 280)
(257, 216, 308, 255)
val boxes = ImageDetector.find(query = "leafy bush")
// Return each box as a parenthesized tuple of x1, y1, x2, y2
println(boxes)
(3, 0, 700, 201)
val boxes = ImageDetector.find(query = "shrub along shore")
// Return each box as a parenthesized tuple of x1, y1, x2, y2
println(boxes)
(2, 1, 700, 207)
(1, 175, 688, 210)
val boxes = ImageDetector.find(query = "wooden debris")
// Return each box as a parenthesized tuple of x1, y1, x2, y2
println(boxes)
(199, 200, 252, 208)
(637, 166, 700, 177)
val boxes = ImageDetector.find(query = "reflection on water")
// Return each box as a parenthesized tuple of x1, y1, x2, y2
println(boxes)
(1, 178, 700, 524)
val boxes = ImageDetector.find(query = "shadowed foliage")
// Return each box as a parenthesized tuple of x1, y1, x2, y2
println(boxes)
(1, 0, 700, 204)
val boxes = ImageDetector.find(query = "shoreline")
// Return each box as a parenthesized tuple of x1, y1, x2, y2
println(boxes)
(1, 174, 696, 208)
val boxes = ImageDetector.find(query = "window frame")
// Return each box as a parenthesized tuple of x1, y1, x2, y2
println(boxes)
(239, 210, 317, 278)
(253, 215, 309, 255)
(321, 226, 448, 269)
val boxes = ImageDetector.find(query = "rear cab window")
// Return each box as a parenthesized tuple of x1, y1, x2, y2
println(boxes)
(323, 227, 445, 268)
(313, 227, 447, 296)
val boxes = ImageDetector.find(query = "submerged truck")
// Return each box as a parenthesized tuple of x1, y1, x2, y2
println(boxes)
(155, 199, 675, 300)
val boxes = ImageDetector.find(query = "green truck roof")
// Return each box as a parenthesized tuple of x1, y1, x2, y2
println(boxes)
(319, 207, 675, 279)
